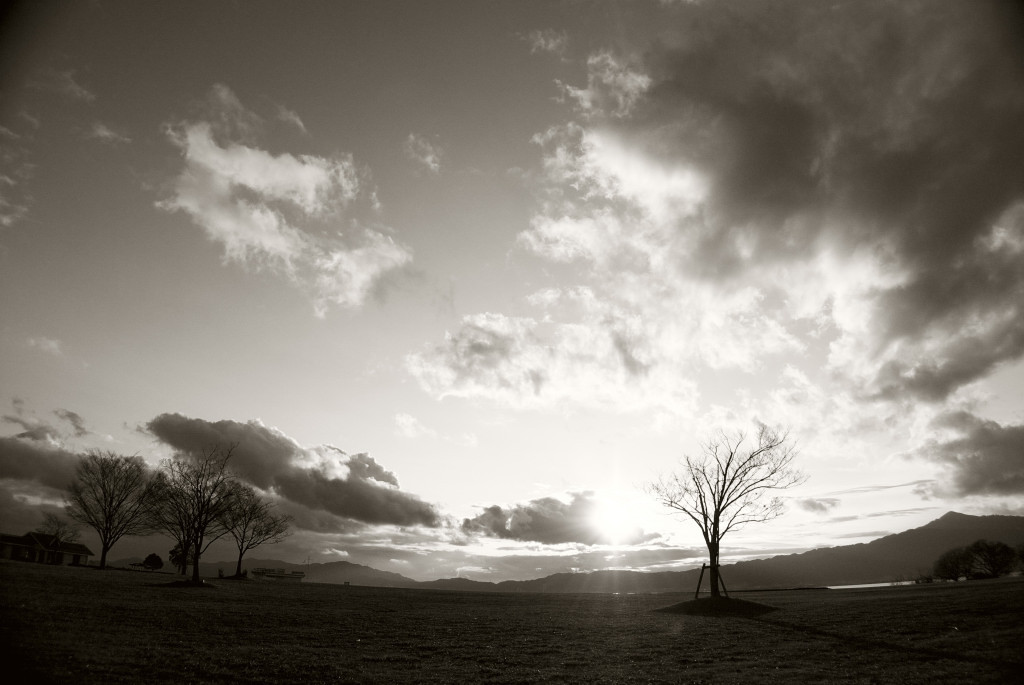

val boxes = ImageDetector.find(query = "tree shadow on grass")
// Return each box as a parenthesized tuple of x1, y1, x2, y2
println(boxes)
(751, 615, 1021, 676)
(654, 597, 779, 617)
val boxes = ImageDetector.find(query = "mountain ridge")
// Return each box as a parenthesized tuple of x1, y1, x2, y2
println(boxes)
(115, 511, 1024, 592)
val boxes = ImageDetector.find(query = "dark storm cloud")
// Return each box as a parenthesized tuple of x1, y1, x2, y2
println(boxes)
(146, 413, 440, 528)
(919, 411, 1024, 495)
(272, 498, 366, 535)
(145, 412, 299, 490)
(0, 487, 64, 534)
(462, 492, 650, 546)
(0, 436, 79, 490)
(630, 0, 1024, 400)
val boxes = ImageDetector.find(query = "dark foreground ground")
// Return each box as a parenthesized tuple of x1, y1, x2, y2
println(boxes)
(1, 560, 1021, 684)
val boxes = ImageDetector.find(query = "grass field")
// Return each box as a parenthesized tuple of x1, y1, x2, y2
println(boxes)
(1, 560, 1021, 683)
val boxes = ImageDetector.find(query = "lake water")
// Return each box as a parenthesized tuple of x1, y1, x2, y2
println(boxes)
(827, 580, 917, 590)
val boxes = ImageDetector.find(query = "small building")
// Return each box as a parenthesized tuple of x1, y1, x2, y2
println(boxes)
(0, 532, 95, 566)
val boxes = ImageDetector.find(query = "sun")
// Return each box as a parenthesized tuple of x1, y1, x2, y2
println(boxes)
(589, 493, 644, 546)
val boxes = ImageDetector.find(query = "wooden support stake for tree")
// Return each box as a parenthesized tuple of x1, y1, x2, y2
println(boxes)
(694, 563, 730, 598)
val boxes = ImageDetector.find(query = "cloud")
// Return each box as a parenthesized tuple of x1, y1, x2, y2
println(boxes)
(394, 413, 477, 447)
(53, 409, 88, 437)
(797, 498, 839, 514)
(0, 486, 65, 534)
(2, 401, 88, 444)
(413, 0, 1024, 415)
(31, 68, 96, 102)
(88, 122, 131, 144)
(525, 29, 568, 56)
(26, 336, 62, 356)
(145, 412, 440, 528)
(461, 492, 651, 546)
(394, 413, 437, 440)
(2, 419, 61, 444)
(629, 0, 1024, 402)
(915, 411, 1024, 496)
(404, 133, 443, 174)
(159, 84, 412, 315)
(407, 280, 789, 416)
(0, 436, 80, 490)
(276, 104, 308, 135)
(561, 51, 651, 119)
(0, 191, 30, 228)
(0, 121, 35, 229)
(2, 398, 63, 444)
(823, 480, 935, 497)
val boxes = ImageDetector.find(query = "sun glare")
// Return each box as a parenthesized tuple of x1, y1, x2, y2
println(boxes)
(589, 494, 643, 546)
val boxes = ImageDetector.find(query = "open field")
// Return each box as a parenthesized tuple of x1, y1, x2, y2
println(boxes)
(1, 560, 1021, 684)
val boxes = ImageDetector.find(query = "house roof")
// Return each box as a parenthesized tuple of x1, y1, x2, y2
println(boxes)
(2, 531, 95, 557)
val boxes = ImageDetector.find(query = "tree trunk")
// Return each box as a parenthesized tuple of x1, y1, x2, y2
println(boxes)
(708, 542, 721, 598)
(99, 545, 108, 570)
(235, 550, 244, 578)
(191, 542, 202, 584)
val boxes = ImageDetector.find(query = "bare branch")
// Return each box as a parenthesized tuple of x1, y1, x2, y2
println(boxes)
(645, 424, 805, 597)
(64, 450, 156, 569)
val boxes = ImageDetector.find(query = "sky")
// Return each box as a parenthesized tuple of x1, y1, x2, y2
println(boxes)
(2, 0, 1024, 583)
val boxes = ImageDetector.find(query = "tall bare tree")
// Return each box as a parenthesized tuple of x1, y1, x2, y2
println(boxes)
(65, 451, 154, 569)
(220, 483, 292, 577)
(149, 445, 238, 584)
(648, 424, 805, 598)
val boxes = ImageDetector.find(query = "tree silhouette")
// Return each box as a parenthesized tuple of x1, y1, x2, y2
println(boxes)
(220, 483, 292, 577)
(149, 445, 238, 584)
(933, 546, 973, 581)
(168, 544, 193, 575)
(65, 451, 155, 569)
(968, 539, 1015, 578)
(143, 553, 164, 571)
(648, 424, 804, 598)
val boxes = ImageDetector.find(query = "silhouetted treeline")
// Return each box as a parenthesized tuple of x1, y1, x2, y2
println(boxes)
(933, 539, 1021, 581)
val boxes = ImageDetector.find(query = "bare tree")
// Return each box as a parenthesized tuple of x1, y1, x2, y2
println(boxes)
(220, 483, 292, 577)
(37, 512, 81, 563)
(647, 424, 805, 598)
(65, 451, 155, 569)
(149, 445, 238, 584)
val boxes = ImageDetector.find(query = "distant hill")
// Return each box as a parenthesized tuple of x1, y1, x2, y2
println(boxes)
(195, 558, 421, 587)
(428, 511, 1024, 593)
(116, 512, 1024, 592)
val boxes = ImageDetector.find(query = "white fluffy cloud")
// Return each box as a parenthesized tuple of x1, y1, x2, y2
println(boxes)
(411, 0, 1024, 435)
(160, 85, 412, 315)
